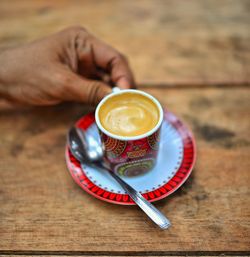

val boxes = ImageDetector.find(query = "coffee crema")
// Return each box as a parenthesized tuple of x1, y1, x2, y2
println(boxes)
(98, 92, 159, 137)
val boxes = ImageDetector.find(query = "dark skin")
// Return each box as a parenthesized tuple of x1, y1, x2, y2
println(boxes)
(0, 26, 135, 105)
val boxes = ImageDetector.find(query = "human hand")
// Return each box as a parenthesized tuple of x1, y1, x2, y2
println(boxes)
(0, 26, 135, 105)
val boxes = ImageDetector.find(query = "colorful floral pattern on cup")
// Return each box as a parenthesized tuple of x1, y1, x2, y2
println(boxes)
(100, 128, 161, 177)
(95, 89, 164, 177)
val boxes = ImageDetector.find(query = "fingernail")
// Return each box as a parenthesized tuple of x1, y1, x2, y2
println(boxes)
(116, 77, 131, 89)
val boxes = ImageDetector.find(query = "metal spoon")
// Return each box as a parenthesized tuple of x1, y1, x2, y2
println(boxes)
(68, 127, 171, 229)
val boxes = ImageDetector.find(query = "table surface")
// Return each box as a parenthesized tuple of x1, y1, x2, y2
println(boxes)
(0, 0, 249, 256)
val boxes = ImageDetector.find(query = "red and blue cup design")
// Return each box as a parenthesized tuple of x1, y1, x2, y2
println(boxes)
(100, 128, 161, 176)
(95, 89, 163, 177)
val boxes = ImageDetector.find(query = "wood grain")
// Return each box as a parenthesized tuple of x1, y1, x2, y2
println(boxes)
(0, 0, 249, 85)
(0, 87, 249, 252)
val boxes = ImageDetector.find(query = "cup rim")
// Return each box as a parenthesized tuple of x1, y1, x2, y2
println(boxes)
(95, 89, 163, 141)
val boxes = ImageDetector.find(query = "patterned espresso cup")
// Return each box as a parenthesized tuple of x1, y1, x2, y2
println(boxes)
(95, 89, 163, 177)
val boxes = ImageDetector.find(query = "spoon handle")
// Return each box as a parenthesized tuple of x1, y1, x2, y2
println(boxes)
(98, 162, 171, 229)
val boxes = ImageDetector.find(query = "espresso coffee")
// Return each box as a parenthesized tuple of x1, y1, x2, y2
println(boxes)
(98, 92, 159, 137)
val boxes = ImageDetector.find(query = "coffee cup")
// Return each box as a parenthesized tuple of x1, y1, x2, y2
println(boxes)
(95, 88, 163, 177)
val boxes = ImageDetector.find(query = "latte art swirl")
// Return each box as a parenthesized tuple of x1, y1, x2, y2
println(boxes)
(99, 93, 159, 137)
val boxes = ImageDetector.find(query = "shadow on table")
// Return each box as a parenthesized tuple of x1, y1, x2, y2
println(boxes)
(0, 101, 94, 128)
(155, 170, 196, 208)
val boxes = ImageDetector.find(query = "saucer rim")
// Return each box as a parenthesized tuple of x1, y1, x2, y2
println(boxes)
(65, 110, 196, 205)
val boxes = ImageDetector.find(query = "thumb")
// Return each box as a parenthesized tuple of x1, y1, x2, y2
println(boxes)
(62, 72, 112, 105)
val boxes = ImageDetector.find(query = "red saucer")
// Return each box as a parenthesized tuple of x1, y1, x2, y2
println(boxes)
(65, 111, 196, 205)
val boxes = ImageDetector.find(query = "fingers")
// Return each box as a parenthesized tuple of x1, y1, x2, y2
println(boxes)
(60, 26, 135, 89)
(107, 53, 136, 89)
(57, 68, 112, 105)
(89, 36, 136, 89)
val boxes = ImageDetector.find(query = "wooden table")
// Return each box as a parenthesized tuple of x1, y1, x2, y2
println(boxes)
(0, 1, 249, 256)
